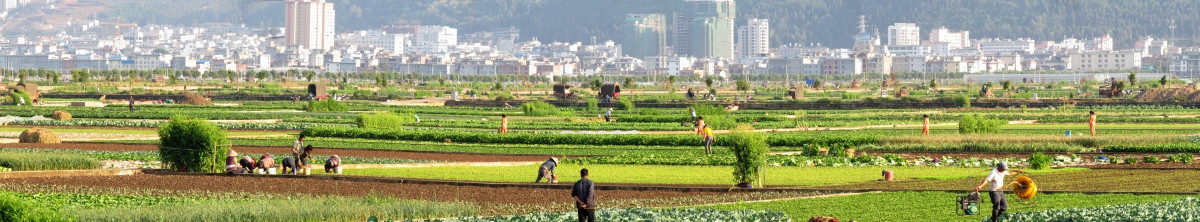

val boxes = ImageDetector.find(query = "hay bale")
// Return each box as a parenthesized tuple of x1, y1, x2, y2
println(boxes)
(51, 110, 72, 120)
(179, 92, 212, 105)
(18, 128, 61, 144)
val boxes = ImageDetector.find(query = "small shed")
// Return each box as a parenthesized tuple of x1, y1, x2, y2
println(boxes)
(553, 83, 575, 99)
(308, 84, 329, 100)
(598, 83, 622, 99)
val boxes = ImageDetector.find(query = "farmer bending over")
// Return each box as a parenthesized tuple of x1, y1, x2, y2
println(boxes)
(298, 145, 315, 175)
(975, 162, 1027, 222)
(535, 157, 559, 183)
(258, 154, 275, 174)
(280, 157, 298, 175)
(325, 155, 342, 174)
(238, 156, 257, 173)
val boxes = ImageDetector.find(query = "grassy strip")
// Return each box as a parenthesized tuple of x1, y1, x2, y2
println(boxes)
(701, 191, 1191, 222)
(0, 152, 100, 171)
(342, 164, 1082, 187)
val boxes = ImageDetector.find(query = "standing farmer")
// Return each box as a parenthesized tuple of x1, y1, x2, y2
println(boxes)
(1088, 111, 1097, 137)
(292, 135, 306, 160)
(129, 96, 136, 112)
(975, 162, 1027, 222)
(499, 114, 509, 134)
(702, 125, 716, 155)
(922, 114, 931, 136)
(571, 168, 597, 222)
(689, 107, 698, 125)
(695, 117, 706, 136)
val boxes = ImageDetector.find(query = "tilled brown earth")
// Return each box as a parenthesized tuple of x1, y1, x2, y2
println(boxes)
(0, 143, 548, 162)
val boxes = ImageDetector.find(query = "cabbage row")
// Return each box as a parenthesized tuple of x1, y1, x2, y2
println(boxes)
(427, 208, 790, 222)
(301, 127, 880, 147)
(1000, 197, 1200, 222)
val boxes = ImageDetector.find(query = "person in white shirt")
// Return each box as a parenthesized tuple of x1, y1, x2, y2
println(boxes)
(292, 135, 306, 160)
(975, 162, 1027, 222)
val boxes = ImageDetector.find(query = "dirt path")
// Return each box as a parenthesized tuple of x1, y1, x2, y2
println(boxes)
(0, 143, 550, 162)
(645, 123, 958, 135)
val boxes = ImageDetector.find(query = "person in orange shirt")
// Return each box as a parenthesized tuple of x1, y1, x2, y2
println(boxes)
(1088, 111, 1097, 136)
(695, 116, 706, 136)
(500, 114, 509, 134)
(922, 114, 931, 136)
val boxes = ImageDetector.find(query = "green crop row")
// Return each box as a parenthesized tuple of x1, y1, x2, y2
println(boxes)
(10, 120, 349, 130)
(425, 208, 788, 222)
(300, 127, 880, 148)
(0, 152, 100, 171)
(1001, 198, 1200, 222)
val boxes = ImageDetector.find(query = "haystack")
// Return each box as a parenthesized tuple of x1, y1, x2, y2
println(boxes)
(1135, 88, 1200, 102)
(51, 110, 72, 120)
(179, 92, 212, 105)
(18, 128, 61, 144)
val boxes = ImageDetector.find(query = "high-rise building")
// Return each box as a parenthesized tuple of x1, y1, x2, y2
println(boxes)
(929, 27, 970, 49)
(668, 12, 691, 56)
(736, 18, 769, 59)
(285, 0, 336, 51)
(623, 14, 667, 59)
(410, 26, 458, 54)
(887, 23, 920, 46)
(688, 0, 736, 59)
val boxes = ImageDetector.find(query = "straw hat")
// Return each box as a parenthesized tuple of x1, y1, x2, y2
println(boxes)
(228, 149, 238, 157)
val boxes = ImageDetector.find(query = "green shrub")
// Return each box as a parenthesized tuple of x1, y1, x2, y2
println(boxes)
(1143, 156, 1161, 164)
(1124, 157, 1138, 164)
(958, 114, 1005, 134)
(690, 104, 727, 116)
(492, 92, 513, 101)
(521, 101, 562, 117)
(728, 125, 769, 186)
(1028, 152, 1053, 170)
(158, 116, 230, 173)
(305, 100, 348, 112)
(1169, 153, 1194, 164)
(585, 98, 599, 111)
(357, 113, 414, 130)
(0, 152, 100, 171)
(9, 89, 30, 106)
(617, 97, 635, 110)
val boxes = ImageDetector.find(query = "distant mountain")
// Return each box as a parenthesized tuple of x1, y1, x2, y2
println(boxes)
(92, 0, 1200, 48)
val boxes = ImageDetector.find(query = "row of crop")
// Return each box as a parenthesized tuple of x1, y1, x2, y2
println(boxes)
(0, 148, 425, 165)
(426, 208, 789, 222)
(407, 120, 693, 131)
(300, 127, 880, 148)
(1104, 143, 1200, 153)
(1000, 197, 1200, 222)
(0, 106, 358, 120)
(9, 120, 350, 130)
(0, 152, 100, 171)
(859, 143, 1092, 153)
(564, 153, 1078, 168)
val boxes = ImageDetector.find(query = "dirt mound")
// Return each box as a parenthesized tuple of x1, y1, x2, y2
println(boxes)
(179, 92, 212, 105)
(18, 128, 61, 144)
(1135, 88, 1200, 102)
(51, 110, 72, 120)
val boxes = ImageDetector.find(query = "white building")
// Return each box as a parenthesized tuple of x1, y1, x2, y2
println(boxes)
(1069, 51, 1142, 72)
(929, 27, 970, 49)
(887, 23, 920, 46)
(285, 0, 336, 51)
(976, 38, 1035, 55)
(337, 30, 407, 54)
(735, 18, 769, 59)
(411, 26, 458, 54)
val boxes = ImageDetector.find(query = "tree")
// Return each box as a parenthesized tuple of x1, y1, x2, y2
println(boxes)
(705, 77, 714, 89)
(492, 82, 504, 91)
(1160, 75, 1169, 87)
(375, 74, 388, 87)
(158, 116, 230, 173)
(1128, 72, 1137, 87)
(1002, 80, 1012, 90)
(438, 77, 446, 87)
(736, 79, 750, 92)
(255, 71, 268, 82)
(71, 70, 90, 83)
(304, 71, 316, 82)
(728, 125, 768, 188)
(929, 78, 938, 89)
(623, 77, 633, 89)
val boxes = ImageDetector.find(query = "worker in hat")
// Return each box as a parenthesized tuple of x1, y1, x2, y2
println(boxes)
(535, 157, 560, 183)
(604, 108, 613, 122)
(975, 162, 1027, 222)
(225, 149, 247, 174)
